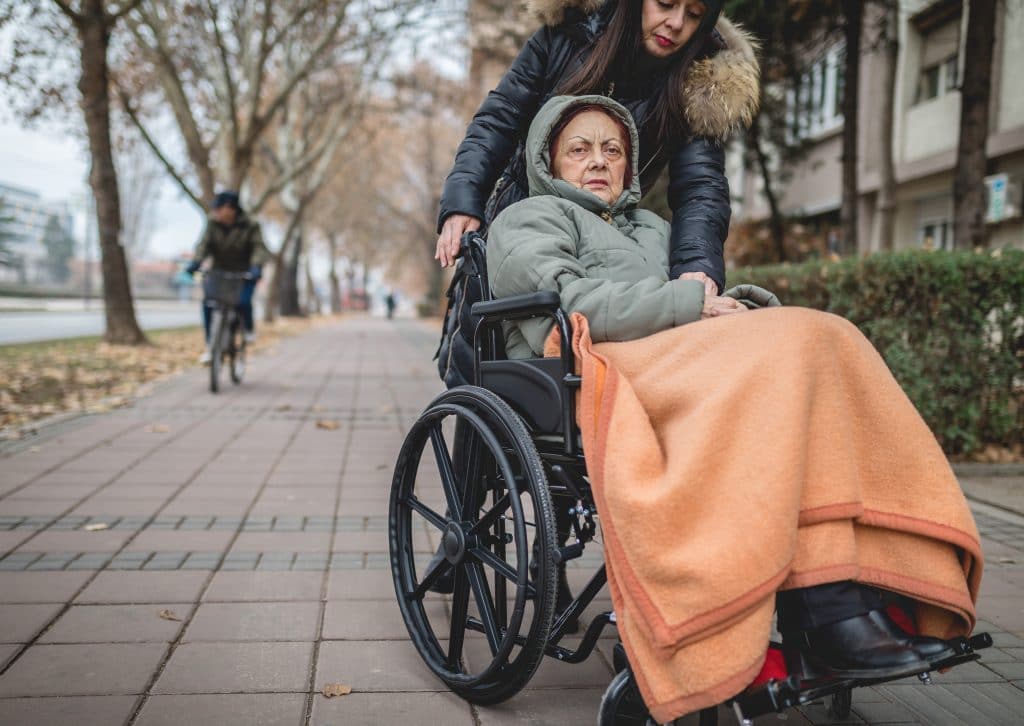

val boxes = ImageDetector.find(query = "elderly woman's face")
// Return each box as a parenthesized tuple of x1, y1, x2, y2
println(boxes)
(550, 110, 628, 206)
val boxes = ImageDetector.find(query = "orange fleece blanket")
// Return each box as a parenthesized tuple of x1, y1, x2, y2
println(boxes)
(547, 308, 982, 723)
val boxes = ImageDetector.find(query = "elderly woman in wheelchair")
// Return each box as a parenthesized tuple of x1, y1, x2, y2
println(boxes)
(389, 95, 988, 724)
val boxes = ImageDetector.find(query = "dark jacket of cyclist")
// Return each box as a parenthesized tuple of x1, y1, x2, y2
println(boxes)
(187, 192, 270, 361)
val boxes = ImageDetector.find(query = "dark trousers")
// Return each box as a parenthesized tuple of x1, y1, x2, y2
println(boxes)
(776, 581, 884, 634)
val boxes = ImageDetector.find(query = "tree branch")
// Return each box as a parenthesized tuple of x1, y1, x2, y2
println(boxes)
(116, 82, 203, 209)
(51, 0, 84, 24)
(203, 0, 239, 155)
(110, 0, 143, 22)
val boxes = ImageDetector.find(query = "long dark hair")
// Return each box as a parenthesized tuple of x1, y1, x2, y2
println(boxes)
(556, 0, 723, 142)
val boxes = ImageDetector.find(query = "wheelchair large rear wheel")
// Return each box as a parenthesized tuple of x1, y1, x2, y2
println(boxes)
(390, 386, 558, 704)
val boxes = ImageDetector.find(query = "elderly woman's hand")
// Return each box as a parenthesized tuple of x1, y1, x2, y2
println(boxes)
(436, 214, 482, 268)
(702, 295, 747, 319)
(679, 271, 719, 297)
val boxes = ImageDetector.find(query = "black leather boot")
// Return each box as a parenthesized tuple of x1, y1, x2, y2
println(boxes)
(785, 610, 930, 679)
(871, 609, 958, 665)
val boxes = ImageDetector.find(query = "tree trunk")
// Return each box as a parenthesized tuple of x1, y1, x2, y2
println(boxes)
(327, 233, 342, 314)
(840, 0, 863, 256)
(263, 253, 281, 324)
(953, 0, 997, 249)
(875, 0, 900, 252)
(304, 256, 319, 315)
(279, 224, 304, 317)
(77, 1, 146, 345)
(746, 116, 787, 262)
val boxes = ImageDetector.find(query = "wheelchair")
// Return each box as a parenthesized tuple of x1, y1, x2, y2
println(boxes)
(388, 233, 992, 725)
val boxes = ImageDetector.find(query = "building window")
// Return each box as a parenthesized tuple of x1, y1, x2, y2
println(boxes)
(919, 220, 953, 251)
(786, 44, 845, 142)
(914, 6, 961, 105)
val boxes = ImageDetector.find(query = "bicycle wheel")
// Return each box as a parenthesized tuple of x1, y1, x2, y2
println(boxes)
(230, 317, 246, 384)
(209, 308, 225, 394)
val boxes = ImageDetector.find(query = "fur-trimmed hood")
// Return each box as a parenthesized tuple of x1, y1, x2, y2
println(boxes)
(526, 0, 760, 141)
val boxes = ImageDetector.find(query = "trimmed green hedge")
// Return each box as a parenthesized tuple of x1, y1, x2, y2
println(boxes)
(730, 250, 1024, 456)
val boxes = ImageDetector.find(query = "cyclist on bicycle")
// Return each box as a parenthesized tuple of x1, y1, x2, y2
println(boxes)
(186, 191, 270, 363)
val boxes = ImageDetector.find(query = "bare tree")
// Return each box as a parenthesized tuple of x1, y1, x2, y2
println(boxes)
(115, 0, 436, 213)
(953, 0, 998, 249)
(874, 0, 899, 252)
(838, 0, 863, 255)
(1, 0, 146, 343)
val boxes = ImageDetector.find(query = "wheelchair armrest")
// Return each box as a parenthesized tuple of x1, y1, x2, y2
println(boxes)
(472, 291, 562, 322)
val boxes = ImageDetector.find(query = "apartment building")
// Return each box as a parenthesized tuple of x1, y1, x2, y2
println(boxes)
(0, 181, 76, 284)
(463, 1, 1023, 252)
(731, 0, 1024, 253)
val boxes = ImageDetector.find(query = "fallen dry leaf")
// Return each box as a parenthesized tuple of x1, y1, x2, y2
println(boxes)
(145, 424, 171, 433)
(158, 609, 182, 622)
(275, 404, 292, 412)
(84, 523, 109, 532)
(316, 419, 340, 431)
(322, 683, 352, 699)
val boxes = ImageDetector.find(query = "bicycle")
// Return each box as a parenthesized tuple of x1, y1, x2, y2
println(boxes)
(203, 270, 252, 394)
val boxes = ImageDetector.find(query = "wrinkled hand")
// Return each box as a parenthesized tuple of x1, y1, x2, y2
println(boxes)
(702, 295, 748, 319)
(679, 271, 719, 297)
(435, 214, 482, 268)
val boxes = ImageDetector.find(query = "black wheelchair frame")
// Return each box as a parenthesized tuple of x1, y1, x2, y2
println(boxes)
(389, 232, 991, 725)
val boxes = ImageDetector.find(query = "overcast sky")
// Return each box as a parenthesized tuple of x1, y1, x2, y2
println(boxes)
(0, 115, 206, 261)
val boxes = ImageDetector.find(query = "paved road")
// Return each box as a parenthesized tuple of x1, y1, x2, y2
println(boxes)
(0, 317, 1021, 725)
(0, 304, 199, 345)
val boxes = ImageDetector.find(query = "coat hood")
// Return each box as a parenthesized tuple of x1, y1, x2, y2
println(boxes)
(526, 95, 643, 218)
(526, 0, 760, 141)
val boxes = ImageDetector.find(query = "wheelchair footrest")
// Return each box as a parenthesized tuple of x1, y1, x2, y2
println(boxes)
(733, 632, 994, 720)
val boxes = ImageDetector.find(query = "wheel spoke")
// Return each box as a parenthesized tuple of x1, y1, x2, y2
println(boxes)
(460, 427, 484, 517)
(469, 546, 520, 586)
(466, 561, 502, 656)
(468, 493, 511, 536)
(447, 566, 470, 667)
(430, 425, 462, 521)
(409, 557, 452, 601)
(406, 496, 448, 531)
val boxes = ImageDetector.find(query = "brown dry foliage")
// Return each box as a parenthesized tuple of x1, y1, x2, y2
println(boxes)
(0, 317, 320, 437)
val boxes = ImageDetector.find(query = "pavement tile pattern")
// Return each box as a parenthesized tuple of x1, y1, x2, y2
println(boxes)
(1, 318, 1022, 725)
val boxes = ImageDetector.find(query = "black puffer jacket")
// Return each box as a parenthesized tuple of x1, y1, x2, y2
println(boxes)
(438, 0, 760, 291)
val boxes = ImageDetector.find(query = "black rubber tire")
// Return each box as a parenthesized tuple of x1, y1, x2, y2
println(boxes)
(390, 386, 558, 705)
(828, 686, 852, 720)
(230, 320, 246, 384)
(209, 309, 224, 394)
(598, 669, 720, 726)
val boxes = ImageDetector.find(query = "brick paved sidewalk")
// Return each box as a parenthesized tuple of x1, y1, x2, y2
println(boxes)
(1, 317, 1022, 725)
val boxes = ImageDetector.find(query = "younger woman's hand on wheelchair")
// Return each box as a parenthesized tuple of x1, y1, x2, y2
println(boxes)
(436, 214, 482, 268)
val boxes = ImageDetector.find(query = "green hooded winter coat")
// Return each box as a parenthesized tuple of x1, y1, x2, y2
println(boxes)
(487, 94, 708, 359)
